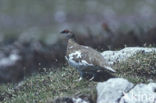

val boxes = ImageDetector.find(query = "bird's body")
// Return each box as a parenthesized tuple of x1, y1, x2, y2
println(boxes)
(61, 30, 116, 81)
(66, 39, 115, 72)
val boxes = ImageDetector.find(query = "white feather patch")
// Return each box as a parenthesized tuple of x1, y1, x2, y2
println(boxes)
(81, 60, 93, 66)
(68, 51, 82, 67)
(84, 46, 89, 48)
(69, 46, 73, 49)
(69, 51, 82, 59)
(67, 51, 93, 68)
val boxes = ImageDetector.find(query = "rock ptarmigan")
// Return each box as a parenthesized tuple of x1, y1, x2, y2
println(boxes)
(61, 29, 116, 81)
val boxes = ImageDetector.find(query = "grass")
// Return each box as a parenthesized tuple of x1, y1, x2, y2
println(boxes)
(0, 67, 96, 103)
(0, 51, 156, 103)
(114, 51, 156, 83)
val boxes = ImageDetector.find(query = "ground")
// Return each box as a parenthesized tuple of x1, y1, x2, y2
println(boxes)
(0, 67, 96, 103)
(0, 51, 156, 103)
(115, 51, 156, 83)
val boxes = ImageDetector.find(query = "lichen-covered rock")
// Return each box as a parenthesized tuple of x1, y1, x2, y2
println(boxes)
(101, 47, 156, 65)
(119, 83, 156, 103)
(96, 78, 134, 103)
(97, 78, 156, 103)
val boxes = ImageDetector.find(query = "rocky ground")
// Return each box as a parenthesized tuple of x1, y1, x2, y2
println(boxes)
(0, 47, 156, 103)
(97, 78, 156, 103)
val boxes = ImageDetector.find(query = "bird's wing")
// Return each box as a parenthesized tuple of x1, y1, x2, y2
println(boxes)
(80, 45, 116, 73)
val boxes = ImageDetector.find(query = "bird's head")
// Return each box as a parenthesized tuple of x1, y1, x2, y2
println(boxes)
(60, 29, 75, 40)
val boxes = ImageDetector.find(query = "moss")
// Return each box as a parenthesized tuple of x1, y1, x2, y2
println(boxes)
(0, 67, 96, 103)
(114, 51, 156, 83)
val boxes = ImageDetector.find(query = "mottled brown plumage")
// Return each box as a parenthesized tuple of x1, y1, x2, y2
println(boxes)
(61, 29, 116, 80)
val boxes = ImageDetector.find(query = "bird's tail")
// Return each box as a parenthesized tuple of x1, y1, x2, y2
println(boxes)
(104, 66, 116, 73)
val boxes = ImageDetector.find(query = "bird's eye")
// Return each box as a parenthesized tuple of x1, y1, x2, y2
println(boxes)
(61, 30, 69, 33)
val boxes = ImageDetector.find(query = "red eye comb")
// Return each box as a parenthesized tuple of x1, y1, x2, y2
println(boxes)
(60, 29, 70, 33)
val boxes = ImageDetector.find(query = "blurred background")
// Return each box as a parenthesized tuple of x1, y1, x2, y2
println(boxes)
(0, 0, 156, 83)
(0, 0, 156, 43)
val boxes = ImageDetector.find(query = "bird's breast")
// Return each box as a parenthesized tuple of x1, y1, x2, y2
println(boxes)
(65, 50, 93, 70)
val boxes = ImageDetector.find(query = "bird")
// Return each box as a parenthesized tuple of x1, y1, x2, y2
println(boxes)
(60, 29, 116, 81)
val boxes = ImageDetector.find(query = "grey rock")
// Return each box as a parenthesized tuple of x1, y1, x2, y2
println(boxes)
(101, 47, 156, 65)
(120, 83, 156, 103)
(97, 78, 134, 103)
